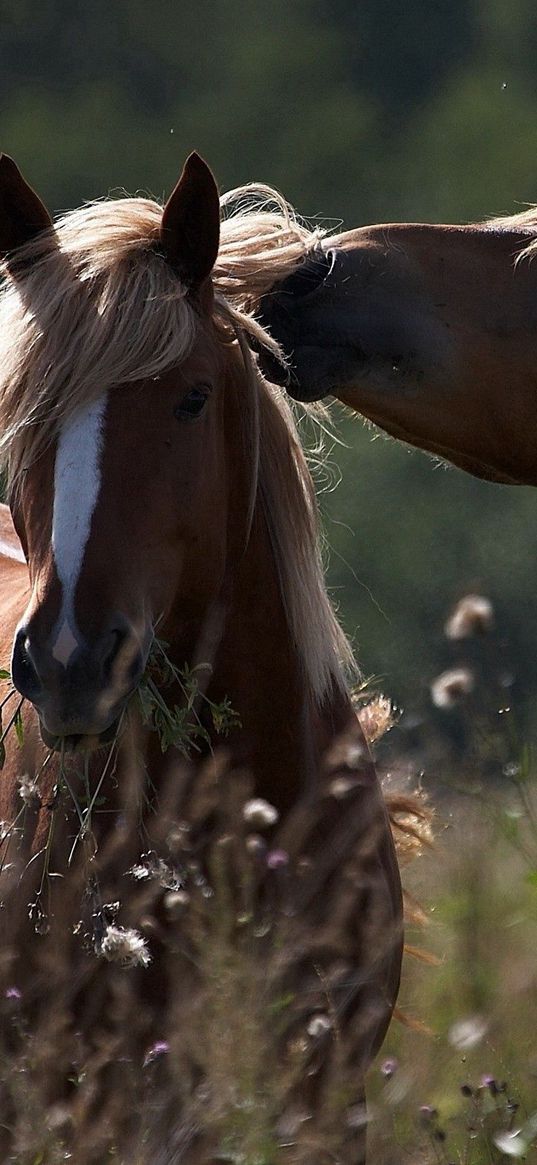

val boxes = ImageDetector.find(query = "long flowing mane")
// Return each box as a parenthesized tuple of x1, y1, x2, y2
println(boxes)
(0, 185, 353, 704)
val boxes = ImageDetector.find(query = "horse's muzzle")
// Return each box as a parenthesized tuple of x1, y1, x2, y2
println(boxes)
(11, 614, 145, 749)
(38, 714, 122, 753)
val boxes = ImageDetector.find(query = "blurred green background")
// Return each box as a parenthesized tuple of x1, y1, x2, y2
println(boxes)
(3, 0, 537, 729)
(4, 11, 537, 1156)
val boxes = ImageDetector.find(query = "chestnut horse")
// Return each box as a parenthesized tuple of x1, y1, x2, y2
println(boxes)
(258, 211, 537, 486)
(0, 155, 403, 1163)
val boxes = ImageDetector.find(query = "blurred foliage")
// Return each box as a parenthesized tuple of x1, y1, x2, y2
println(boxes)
(3, 0, 537, 730)
(369, 805, 537, 1162)
(321, 418, 537, 737)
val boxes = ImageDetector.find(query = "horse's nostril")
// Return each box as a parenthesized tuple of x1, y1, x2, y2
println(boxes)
(11, 629, 42, 701)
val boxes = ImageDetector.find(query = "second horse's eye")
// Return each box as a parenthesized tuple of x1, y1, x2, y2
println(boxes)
(174, 385, 211, 421)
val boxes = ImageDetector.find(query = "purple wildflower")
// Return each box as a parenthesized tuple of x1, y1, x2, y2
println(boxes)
(266, 848, 289, 870)
(144, 1040, 170, 1067)
(5, 986, 22, 1001)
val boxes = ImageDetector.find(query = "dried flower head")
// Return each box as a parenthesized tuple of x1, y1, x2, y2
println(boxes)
(445, 594, 494, 639)
(243, 798, 279, 829)
(129, 852, 183, 891)
(17, 773, 41, 807)
(99, 924, 151, 968)
(357, 694, 394, 743)
(306, 1013, 332, 1038)
(448, 1014, 488, 1050)
(431, 668, 474, 709)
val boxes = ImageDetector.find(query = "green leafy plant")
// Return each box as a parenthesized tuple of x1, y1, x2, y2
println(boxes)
(136, 638, 240, 755)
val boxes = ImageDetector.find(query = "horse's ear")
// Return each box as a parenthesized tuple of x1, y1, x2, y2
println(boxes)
(0, 154, 53, 262)
(160, 152, 220, 290)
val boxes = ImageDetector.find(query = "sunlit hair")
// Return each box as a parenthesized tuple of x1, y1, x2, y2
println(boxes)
(216, 183, 325, 307)
(0, 185, 352, 703)
(485, 206, 537, 262)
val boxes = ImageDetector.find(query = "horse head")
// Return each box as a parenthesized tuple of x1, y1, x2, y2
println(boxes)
(258, 219, 537, 485)
(1, 154, 248, 749)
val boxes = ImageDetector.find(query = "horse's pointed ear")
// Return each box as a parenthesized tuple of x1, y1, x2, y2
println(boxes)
(0, 154, 53, 262)
(160, 152, 220, 290)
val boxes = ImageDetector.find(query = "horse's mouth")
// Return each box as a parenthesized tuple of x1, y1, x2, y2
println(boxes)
(39, 716, 121, 753)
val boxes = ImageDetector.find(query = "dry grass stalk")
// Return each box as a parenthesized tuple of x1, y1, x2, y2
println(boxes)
(0, 724, 427, 1164)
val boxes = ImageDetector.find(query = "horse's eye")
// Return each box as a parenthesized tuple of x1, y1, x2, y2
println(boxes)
(174, 384, 211, 421)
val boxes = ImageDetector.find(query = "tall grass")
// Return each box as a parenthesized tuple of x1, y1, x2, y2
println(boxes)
(367, 593, 537, 1164)
(2, 602, 537, 1162)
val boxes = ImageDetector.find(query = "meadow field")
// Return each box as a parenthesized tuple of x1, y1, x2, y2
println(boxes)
(3, 4, 537, 1160)
(2, 603, 537, 1164)
(369, 790, 537, 1164)
(366, 593, 537, 1165)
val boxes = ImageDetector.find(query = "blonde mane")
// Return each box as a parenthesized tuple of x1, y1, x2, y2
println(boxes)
(485, 205, 537, 259)
(0, 184, 353, 704)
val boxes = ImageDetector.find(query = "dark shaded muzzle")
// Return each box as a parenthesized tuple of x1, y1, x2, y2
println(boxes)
(256, 244, 335, 400)
(12, 612, 145, 745)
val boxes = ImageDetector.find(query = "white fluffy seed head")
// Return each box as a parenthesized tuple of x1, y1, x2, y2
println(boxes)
(243, 798, 279, 829)
(306, 1013, 332, 1038)
(99, 924, 151, 968)
(445, 594, 494, 640)
(17, 773, 41, 807)
(431, 668, 474, 709)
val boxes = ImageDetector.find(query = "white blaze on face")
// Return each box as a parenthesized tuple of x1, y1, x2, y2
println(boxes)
(51, 395, 108, 666)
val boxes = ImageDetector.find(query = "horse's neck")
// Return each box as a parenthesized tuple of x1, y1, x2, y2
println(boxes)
(168, 500, 354, 816)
